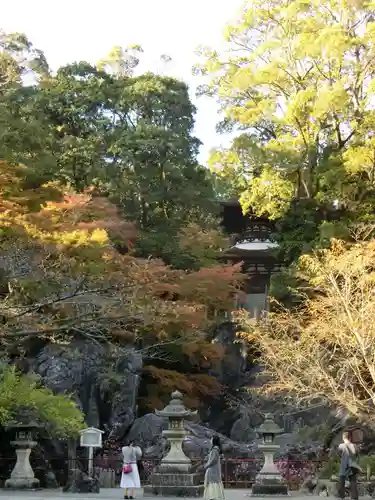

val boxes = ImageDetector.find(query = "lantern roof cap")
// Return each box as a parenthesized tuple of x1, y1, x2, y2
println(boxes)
(257, 413, 283, 435)
(155, 390, 197, 418)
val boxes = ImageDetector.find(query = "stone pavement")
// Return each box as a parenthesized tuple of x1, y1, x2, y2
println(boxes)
(0, 490, 329, 500)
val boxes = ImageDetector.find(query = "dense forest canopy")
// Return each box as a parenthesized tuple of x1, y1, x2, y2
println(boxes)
(197, 0, 375, 263)
(198, 0, 375, 423)
(4, 0, 375, 429)
(0, 32, 245, 423)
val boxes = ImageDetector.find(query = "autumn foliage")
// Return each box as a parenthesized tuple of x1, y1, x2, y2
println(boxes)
(0, 161, 243, 408)
(237, 235, 375, 424)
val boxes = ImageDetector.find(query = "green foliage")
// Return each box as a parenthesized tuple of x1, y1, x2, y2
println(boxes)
(0, 364, 84, 437)
(198, 0, 375, 260)
(269, 268, 301, 306)
(240, 166, 294, 220)
(358, 455, 375, 474)
(0, 35, 220, 268)
(319, 457, 340, 479)
(37, 60, 217, 240)
(134, 221, 227, 270)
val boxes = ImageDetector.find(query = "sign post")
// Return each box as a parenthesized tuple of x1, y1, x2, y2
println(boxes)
(79, 427, 104, 478)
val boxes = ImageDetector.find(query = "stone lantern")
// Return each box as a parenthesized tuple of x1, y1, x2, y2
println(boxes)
(5, 419, 40, 489)
(252, 413, 287, 496)
(145, 390, 204, 497)
(155, 390, 197, 472)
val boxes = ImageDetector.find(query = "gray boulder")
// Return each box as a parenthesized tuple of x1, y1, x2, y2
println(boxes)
(32, 341, 142, 440)
(127, 413, 256, 460)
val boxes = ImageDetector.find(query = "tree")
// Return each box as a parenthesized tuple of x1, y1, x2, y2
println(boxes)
(0, 33, 243, 410)
(237, 234, 375, 424)
(0, 34, 220, 267)
(0, 161, 244, 408)
(97, 44, 144, 77)
(38, 62, 111, 191)
(0, 363, 84, 437)
(0, 30, 48, 87)
(196, 0, 375, 252)
(41, 59, 216, 231)
(0, 32, 54, 177)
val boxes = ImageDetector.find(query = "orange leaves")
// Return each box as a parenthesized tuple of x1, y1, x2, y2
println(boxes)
(40, 191, 137, 245)
(143, 365, 223, 409)
(181, 341, 225, 368)
(0, 177, 244, 412)
(1, 183, 243, 367)
(179, 262, 244, 308)
(145, 366, 195, 394)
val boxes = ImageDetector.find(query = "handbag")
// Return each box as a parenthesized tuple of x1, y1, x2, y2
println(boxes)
(123, 463, 132, 474)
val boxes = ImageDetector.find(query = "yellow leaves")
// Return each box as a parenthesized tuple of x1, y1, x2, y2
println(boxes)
(285, 86, 316, 124)
(313, 25, 353, 58)
(208, 149, 241, 176)
(313, 81, 349, 120)
(240, 165, 294, 220)
(205, 55, 222, 74)
(86, 228, 108, 244)
(343, 140, 375, 177)
(228, 100, 274, 126)
(283, 0, 313, 18)
(230, 66, 253, 91)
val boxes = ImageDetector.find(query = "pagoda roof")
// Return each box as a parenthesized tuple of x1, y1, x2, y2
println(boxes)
(222, 239, 279, 258)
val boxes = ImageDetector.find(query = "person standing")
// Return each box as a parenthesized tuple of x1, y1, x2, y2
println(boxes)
(203, 435, 225, 500)
(338, 431, 361, 500)
(120, 440, 142, 500)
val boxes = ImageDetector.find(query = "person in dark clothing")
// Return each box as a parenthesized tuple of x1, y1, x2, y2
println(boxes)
(338, 431, 361, 500)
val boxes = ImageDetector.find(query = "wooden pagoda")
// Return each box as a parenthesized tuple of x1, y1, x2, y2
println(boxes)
(219, 199, 282, 318)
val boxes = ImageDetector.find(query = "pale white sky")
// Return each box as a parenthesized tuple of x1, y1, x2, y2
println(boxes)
(2, 0, 244, 163)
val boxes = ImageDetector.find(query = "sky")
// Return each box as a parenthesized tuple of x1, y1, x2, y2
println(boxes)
(1, 0, 244, 164)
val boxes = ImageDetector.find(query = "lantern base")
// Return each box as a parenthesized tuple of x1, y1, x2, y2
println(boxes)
(5, 445, 40, 490)
(252, 479, 288, 496)
(144, 471, 204, 497)
(5, 477, 40, 490)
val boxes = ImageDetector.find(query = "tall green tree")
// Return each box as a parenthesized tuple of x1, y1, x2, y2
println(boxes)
(41, 55, 216, 231)
(39, 62, 111, 191)
(0, 30, 48, 87)
(0, 34, 221, 267)
(197, 0, 375, 252)
(0, 32, 55, 186)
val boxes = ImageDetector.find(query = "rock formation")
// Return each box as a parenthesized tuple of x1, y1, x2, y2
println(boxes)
(32, 340, 142, 441)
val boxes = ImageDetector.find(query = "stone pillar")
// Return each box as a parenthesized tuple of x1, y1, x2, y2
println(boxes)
(144, 391, 204, 497)
(160, 417, 190, 472)
(252, 413, 287, 496)
(5, 441, 39, 489)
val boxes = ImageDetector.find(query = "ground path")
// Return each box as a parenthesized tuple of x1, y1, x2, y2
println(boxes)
(0, 489, 363, 500)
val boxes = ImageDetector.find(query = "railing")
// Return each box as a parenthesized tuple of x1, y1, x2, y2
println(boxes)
(0, 455, 324, 490)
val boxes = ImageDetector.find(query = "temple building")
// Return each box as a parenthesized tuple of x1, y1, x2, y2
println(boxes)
(219, 199, 282, 319)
